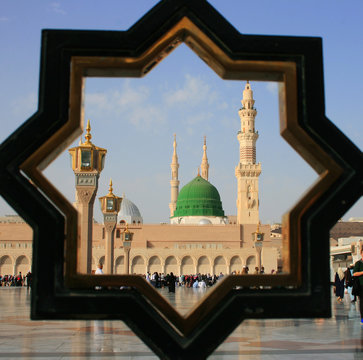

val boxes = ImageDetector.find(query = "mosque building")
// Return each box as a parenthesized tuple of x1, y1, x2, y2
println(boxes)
(169, 135, 227, 225)
(0, 82, 283, 276)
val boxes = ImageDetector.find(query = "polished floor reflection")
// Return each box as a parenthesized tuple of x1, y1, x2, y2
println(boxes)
(0, 287, 362, 359)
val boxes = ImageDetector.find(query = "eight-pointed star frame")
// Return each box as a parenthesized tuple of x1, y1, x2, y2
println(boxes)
(0, 0, 362, 359)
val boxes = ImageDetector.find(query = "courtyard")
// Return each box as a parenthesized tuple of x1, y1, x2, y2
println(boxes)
(0, 287, 363, 359)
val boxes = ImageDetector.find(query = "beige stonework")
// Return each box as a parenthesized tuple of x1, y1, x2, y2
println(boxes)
(0, 219, 32, 275)
(169, 134, 179, 217)
(0, 217, 282, 276)
(236, 82, 261, 225)
(76, 183, 98, 274)
(200, 136, 209, 181)
(69, 121, 107, 274)
(90, 222, 280, 274)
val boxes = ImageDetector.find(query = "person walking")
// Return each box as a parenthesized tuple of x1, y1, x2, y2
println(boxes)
(334, 266, 345, 302)
(25, 271, 32, 289)
(95, 263, 104, 274)
(167, 272, 176, 293)
(345, 265, 355, 302)
(353, 248, 363, 323)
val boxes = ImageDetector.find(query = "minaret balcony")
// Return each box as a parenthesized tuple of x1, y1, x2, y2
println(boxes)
(237, 132, 259, 142)
(235, 163, 261, 178)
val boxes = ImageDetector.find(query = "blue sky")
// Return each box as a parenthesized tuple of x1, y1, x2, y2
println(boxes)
(0, 1, 362, 224)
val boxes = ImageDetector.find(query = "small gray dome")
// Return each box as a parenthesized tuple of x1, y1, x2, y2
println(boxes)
(118, 195, 143, 224)
(199, 218, 212, 225)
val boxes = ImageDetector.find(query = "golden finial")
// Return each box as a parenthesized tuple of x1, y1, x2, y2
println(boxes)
(256, 222, 260, 233)
(246, 80, 250, 84)
(84, 119, 92, 144)
(124, 222, 130, 233)
(204, 135, 206, 145)
(198, 167, 200, 176)
(108, 178, 113, 195)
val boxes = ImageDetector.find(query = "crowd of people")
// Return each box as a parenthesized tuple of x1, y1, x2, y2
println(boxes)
(334, 248, 363, 324)
(146, 271, 222, 291)
(0, 271, 32, 288)
(144, 267, 283, 293)
(144, 265, 282, 291)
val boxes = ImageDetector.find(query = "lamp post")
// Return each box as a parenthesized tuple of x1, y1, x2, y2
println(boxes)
(99, 179, 122, 274)
(68, 120, 107, 274)
(252, 223, 264, 272)
(122, 223, 133, 274)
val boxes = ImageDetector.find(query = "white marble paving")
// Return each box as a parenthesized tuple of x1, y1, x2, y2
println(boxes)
(0, 287, 362, 359)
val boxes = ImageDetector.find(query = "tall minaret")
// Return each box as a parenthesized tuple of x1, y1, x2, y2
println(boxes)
(200, 136, 209, 181)
(169, 134, 180, 217)
(235, 81, 261, 224)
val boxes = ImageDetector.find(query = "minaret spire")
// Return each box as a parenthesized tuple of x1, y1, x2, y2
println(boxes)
(200, 135, 209, 181)
(235, 81, 261, 225)
(172, 133, 178, 164)
(108, 178, 113, 195)
(169, 134, 180, 218)
(84, 119, 92, 145)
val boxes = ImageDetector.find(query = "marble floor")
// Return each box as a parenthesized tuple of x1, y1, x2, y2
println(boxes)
(0, 287, 363, 359)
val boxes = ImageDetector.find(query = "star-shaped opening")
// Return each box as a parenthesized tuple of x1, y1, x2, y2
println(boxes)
(1, 0, 361, 358)
(20, 16, 342, 336)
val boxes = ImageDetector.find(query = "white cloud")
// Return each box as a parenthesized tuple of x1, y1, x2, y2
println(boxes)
(85, 82, 165, 131)
(117, 83, 149, 108)
(163, 74, 216, 108)
(217, 101, 229, 110)
(266, 82, 278, 95)
(186, 127, 194, 136)
(185, 111, 213, 125)
(86, 81, 150, 112)
(128, 105, 166, 130)
(86, 93, 109, 110)
(50, 2, 66, 15)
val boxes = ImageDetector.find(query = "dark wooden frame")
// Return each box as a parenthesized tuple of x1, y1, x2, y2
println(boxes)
(0, 0, 361, 358)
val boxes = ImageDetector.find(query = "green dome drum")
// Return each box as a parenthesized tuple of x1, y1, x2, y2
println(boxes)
(172, 176, 224, 218)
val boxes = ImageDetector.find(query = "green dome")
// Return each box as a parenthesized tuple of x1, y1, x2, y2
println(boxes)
(172, 176, 224, 218)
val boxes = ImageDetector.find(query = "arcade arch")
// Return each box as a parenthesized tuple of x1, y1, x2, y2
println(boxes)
(0, 255, 13, 275)
(230, 255, 242, 273)
(213, 256, 227, 275)
(246, 255, 256, 268)
(15, 255, 30, 275)
(197, 256, 210, 275)
(131, 255, 145, 275)
(98, 256, 105, 266)
(148, 255, 162, 274)
(165, 256, 178, 275)
(115, 255, 124, 274)
(181, 256, 194, 275)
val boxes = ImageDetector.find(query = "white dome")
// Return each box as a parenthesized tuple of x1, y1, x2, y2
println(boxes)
(118, 196, 143, 224)
(199, 218, 212, 225)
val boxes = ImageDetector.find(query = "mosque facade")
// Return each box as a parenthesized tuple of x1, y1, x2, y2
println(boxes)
(0, 82, 284, 276)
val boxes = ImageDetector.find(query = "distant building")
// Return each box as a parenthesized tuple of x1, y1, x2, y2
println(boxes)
(2, 82, 337, 277)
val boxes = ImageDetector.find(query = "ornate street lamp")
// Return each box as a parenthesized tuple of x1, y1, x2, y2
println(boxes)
(122, 223, 133, 274)
(68, 120, 107, 273)
(99, 179, 122, 274)
(252, 223, 264, 273)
